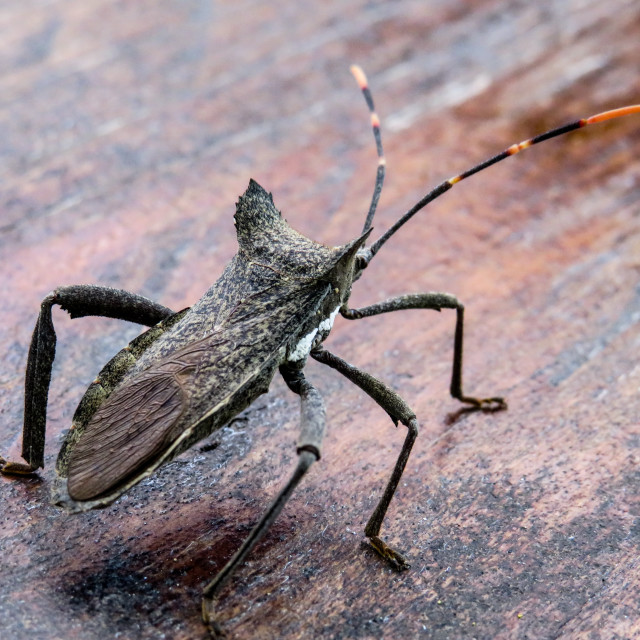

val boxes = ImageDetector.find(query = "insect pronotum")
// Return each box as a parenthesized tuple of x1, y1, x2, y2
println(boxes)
(1, 66, 639, 636)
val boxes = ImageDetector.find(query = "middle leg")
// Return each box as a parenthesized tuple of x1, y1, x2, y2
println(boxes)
(202, 364, 326, 635)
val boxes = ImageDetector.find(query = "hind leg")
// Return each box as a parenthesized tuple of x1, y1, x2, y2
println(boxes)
(1, 285, 174, 474)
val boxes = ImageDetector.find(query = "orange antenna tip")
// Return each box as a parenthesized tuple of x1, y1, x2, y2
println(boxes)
(371, 112, 381, 128)
(350, 65, 368, 90)
(586, 104, 640, 125)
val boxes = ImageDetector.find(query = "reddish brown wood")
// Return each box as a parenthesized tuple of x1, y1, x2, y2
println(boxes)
(1, 1, 639, 639)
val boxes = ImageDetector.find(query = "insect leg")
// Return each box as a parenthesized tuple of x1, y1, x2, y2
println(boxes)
(311, 347, 417, 570)
(0, 285, 174, 475)
(202, 367, 325, 634)
(341, 293, 506, 410)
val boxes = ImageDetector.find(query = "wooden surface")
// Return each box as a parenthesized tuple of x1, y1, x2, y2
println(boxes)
(1, 1, 639, 639)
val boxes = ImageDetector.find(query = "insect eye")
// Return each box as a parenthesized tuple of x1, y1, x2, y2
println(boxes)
(355, 254, 369, 271)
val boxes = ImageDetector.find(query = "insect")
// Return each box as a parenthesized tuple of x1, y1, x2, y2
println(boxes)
(1, 66, 639, 637)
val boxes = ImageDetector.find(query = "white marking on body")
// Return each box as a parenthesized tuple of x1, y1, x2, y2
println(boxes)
(318, 305, 340, 333)
(288, 305, 340, 362)
(289, 328, 318, 362)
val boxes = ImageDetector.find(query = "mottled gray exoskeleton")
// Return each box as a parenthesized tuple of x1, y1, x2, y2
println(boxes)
(2, 66, 638, 636)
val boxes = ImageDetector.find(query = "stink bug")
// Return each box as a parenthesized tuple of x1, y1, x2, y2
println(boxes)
(1, 66, 639, 637)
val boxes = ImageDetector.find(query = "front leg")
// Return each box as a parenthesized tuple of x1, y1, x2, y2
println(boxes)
(1, 285, 174, 475)
(341, 292, 506, 410)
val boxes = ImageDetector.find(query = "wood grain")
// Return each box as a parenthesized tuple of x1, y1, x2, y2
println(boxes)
(1, 1, 639, 639)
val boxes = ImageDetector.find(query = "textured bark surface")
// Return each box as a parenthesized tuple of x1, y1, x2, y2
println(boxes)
(1, 1, 639, 639)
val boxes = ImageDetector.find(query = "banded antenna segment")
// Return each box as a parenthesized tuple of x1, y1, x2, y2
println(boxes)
(351, 65, 386, 235)
(350, 66, 640, 259)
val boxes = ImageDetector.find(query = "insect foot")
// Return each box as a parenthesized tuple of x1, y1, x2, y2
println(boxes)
(367, 535, 411, 571)
(460, 395, 507, 412)
(0, 455, 38, 475)
(202, 601, 227, 640)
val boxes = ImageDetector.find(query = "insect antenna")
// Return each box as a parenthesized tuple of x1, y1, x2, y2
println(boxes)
(353, 82, 640, 258)
(351, 65, 386, 235)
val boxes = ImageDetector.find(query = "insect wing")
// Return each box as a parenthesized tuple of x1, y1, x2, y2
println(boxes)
(66, 335, 222, 501)
(66, 280, 330, 502)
